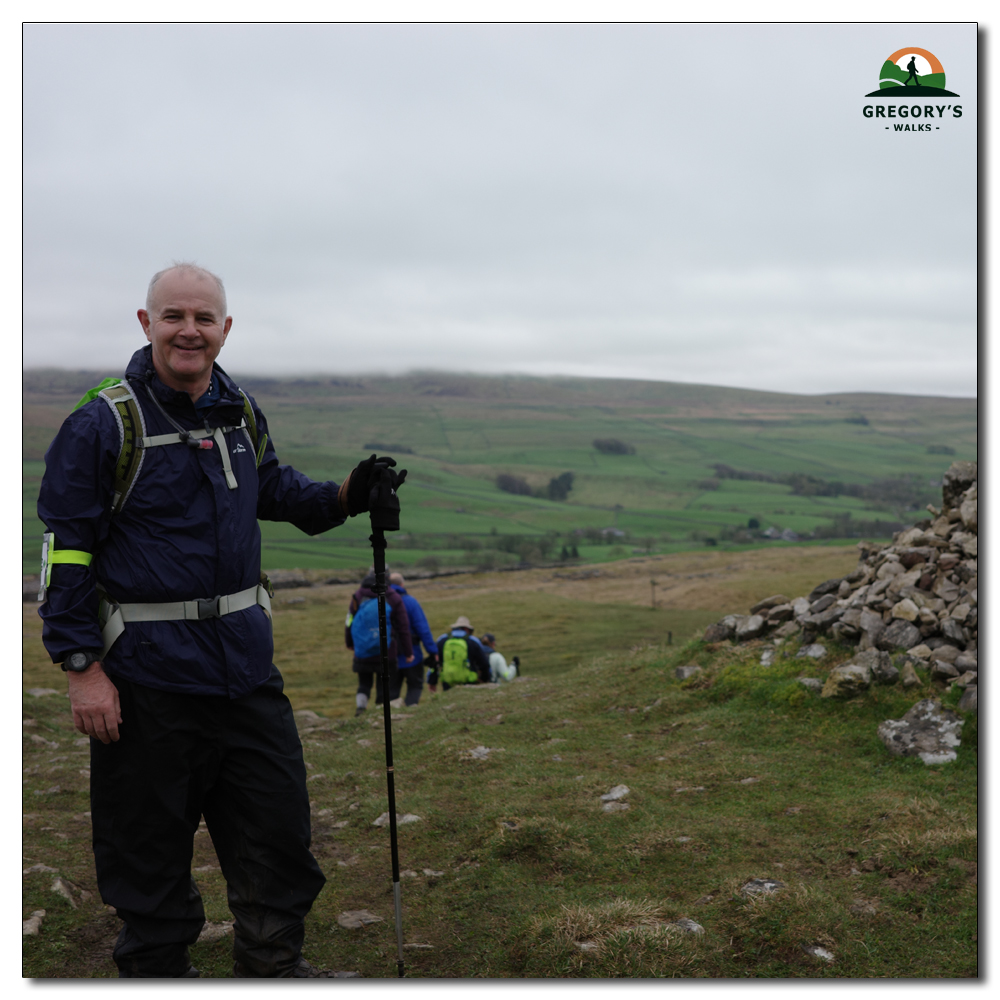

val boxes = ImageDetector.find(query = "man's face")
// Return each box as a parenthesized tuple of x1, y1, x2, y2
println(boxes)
(138, 270, 231, 390)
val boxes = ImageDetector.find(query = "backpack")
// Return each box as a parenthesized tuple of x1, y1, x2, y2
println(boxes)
(73, 377, 268, 515)
(350, 597, 391, 659)
(441, 635, 480, 685)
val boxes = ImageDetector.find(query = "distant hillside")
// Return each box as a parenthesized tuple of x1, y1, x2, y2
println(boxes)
(23, 370, 977, 574)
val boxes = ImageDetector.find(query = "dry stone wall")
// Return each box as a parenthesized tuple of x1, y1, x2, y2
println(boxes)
(702, 461, 978, 714)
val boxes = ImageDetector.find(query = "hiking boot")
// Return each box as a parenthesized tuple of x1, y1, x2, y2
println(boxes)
(292, 959, 363, 978)
(355, 706, 366, 717)
(177, 966, 201, 978)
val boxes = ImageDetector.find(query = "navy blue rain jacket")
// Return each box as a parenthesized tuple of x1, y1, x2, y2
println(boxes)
(389, 585, 438, 670)
(37, 346, 347, 698)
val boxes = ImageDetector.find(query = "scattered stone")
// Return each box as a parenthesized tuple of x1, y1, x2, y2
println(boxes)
(951, 671, 978, 688)
(372, 812, 421, 827)
(337, 910, 383, 930)
(799, 644, 826, 659)
(676, 836, 692, 843)
(740, 878, 785, 897)
(702, 622, 732, 643)
(422, 869, 445, 876)
(50, 877, 77, 908)
(669, 918, 704, 935)
(674, 786, 706, 794)
(803, 944, 835, 963)
(27, 689, 60, 698)
(197, 921, 234, 943)
(602, 801, 630, 813)
(575, 940, 599, 952)
(23, 864, 59, 875)
(600, 784, 630, 802)
(877, 619, 922, 652)
(783, 806, 802, 815)
(907, 643, 933, 660)
(957, 686, 977, 714)
(675, 664, 702, 680)
(460, 745, 501, 761)
(797, 678, 822, 693)
(738, 777, 760, 785)
(878, 698, 964, 764)
(400, 870, 419, 878)
(403, 943, 434, 950)
(850, 898, 878, 916)
(929, 644, 962, 664)
(760, 649, 775, 666)
(899, 661, 922, 688)
(22, 910, 45, 936)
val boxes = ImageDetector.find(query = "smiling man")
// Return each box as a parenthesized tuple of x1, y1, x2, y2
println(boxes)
(36, 263, 396, 979)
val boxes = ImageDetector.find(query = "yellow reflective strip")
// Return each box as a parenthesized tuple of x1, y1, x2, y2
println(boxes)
(48, 550, 93, 566)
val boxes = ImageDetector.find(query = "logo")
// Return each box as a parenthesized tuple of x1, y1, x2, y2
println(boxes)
(233, 443, 247, 454)
(865, 47, 958, 97)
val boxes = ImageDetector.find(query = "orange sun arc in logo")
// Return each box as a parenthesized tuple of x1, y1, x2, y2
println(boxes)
(886, 47, 944, 75)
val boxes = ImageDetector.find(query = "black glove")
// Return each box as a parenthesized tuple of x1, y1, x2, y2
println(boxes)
(368, 462, 408, 532)
(343, 454, 399, 517)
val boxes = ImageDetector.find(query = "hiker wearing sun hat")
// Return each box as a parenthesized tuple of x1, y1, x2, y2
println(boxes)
(429, 616, 490, 690)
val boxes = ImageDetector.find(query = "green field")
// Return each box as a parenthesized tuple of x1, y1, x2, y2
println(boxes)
(22, 371, 977, 575)
(22, 577, 977, 978)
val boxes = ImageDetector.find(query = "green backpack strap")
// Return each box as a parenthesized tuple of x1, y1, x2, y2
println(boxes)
(239, 389, 267, 468)
(97, 382, 147, 515)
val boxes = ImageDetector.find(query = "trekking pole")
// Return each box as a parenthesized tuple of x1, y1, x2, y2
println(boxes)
(370, 526, 405, 977)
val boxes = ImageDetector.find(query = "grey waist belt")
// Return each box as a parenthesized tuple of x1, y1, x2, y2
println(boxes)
(98, 585, 272, 660)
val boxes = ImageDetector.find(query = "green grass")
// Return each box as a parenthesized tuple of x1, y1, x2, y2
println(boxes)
(23, 596, 977, 978)
(22, 371, 977, 574)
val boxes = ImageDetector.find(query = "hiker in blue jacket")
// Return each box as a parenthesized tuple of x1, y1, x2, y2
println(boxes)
(387, 572, 438, 705)
(345, 569, 413, 715)
(36, 263, 403, 979)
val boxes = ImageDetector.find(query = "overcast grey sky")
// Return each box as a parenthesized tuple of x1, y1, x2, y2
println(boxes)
(22, 22, 977, 396)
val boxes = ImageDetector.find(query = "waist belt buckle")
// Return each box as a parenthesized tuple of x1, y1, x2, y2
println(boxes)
(197, 596, 222, 619)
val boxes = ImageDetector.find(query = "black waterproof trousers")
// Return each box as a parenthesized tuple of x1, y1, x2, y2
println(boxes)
(90, 666, 326, 978)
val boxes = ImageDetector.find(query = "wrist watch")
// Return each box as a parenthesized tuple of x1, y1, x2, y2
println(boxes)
(61, 651, 101, 672)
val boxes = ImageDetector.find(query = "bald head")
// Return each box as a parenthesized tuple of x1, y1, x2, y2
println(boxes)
(389, 572, 405, 586)
(146, 263, 227, 317)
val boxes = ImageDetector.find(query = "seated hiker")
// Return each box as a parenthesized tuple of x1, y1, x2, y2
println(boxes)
(429, 616, 491, 691)
(387, 572, 439, 706)
(481, 633, 519, 682)
(345, 568, 414, 716)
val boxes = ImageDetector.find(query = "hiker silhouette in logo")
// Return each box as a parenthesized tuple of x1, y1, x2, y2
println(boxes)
(904, 55, 920, 86)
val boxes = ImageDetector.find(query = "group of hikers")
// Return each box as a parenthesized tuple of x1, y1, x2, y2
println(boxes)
(345, 570, 519, 715)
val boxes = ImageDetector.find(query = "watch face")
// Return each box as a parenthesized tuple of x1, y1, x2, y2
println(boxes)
(69, 652, 89, 670)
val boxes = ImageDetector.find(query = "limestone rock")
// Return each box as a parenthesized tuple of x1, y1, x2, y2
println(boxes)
(957, 686, 977, 714)
(791, 597, 811, 617)
(734, 615, 765, 641)
(797, 677, 822, 693)
(821, 662, 871, 699)
(337, 910, 384, 930)
(941, 461, 977, 509)
(675, 664, 702, 680)
(670, 918, 705, 935)
(765, 603, 794, 622)
(750, 594, 789, 614)
(899, 661, 922, 688)
(954, 651, 978, 671)
(931, 660, 959, 681)
(877, 619, 922, 652)
(740, 877, 785, 897)
(602, 801, 630, 813)
(891, 599, 919, 622)
(799, 643, 826, 659)
(702, 621, 732, 643)
(877, 698, 964, 764)
(600, 784, 630, 802)
(22, 910, 45, 936)
(197, 920, 234, 943)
